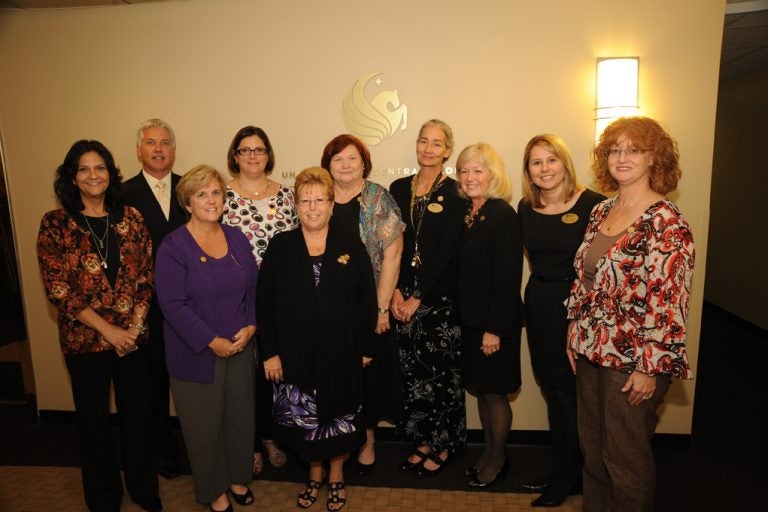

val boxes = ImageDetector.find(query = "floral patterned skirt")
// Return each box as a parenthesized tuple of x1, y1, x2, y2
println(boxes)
(272, 382, 365, 462)
(395, 295, 466, 454)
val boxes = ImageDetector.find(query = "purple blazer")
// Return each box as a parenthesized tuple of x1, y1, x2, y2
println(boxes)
(156, 224, 258, 383)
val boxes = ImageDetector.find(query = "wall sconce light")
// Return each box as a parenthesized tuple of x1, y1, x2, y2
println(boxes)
(595, 57, 639, 140)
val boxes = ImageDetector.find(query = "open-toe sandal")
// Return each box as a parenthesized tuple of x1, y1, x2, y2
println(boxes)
(264, 439, 288, 468)
(398, 448, 429, 471)
(229, 486, 254, 506)
(297, 479, 323, 509)
(326, 482, 346, 511)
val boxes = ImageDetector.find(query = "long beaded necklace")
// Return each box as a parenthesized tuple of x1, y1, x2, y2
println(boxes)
(408, 171, 443, 268)
(83, 213, 110, 268)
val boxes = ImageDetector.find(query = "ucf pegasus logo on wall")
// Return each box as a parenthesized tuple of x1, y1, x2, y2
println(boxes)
(343, 72, 408, 146)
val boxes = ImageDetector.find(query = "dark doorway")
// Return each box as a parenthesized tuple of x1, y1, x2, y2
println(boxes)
(0, 138, 34, 404)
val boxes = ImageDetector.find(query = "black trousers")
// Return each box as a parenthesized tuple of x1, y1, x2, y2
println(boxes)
(147, 308, 177, 462)
(540, 381, 581, 495)
(65, 347, 158, 512)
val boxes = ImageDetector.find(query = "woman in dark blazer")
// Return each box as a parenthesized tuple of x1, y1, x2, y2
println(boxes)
(455, 143, 523, 489)
(156, 165, 259, 512)
(257, 167, 377, 511)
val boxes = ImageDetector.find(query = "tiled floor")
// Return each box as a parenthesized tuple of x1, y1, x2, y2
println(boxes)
(0, 466, 582, 511)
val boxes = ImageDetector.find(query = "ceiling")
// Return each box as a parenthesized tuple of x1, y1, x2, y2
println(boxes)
(1, 0, 766, 82)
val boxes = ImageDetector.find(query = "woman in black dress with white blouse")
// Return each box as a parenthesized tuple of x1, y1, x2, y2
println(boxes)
(518, 134, 604, 507)
(390, 119, 466, 476)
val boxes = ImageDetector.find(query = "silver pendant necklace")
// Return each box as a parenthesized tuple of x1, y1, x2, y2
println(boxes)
(84, 213, 110, 268)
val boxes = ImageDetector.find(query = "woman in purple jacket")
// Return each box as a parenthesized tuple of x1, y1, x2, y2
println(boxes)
(156, 165, 259, 512)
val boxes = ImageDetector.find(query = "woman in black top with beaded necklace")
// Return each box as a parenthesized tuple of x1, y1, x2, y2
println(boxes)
(389, 119, 466, 477)
(518, 134, 604, 507)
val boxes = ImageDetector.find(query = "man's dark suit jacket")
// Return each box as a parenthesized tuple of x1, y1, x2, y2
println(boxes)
(122, 171, 186, 327)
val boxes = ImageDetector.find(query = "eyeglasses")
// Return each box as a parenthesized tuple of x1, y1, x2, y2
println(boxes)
(607, 147, 647, 159)
(235, 147, 268, 156)
(297, 197, 331, 208)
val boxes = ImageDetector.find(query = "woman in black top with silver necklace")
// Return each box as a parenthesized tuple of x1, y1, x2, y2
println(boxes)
(390, 120, 466, 477)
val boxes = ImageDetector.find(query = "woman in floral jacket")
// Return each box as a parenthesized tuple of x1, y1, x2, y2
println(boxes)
(37, 139, 159, 512)
(566, 117, 695, 512)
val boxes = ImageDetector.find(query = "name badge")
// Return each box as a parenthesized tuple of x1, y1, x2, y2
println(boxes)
(561, 213, 579, 224)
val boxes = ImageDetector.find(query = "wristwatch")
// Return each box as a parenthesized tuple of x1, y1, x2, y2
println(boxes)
(377, 306, 389, 314)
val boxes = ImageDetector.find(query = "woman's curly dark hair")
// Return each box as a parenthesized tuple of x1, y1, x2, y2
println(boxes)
(592, 116, 681, 194)
(54, 139, 123, 213)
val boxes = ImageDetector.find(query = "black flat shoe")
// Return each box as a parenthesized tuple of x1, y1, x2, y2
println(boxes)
(521, 481, 549, 492)
(355, 460, 375, 475)
(464, 466, 479, 477)
(229, 486, 254, 506)
(467, 457, 509, 489)
(416, 451, 450, 477)
(398, 449, 428, 471)
(531, 491, 568, 507)
(137, 497, 163, 512)
(158, 459, 179, 480)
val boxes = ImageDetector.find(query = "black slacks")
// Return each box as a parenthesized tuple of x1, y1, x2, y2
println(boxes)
(540, 381, 581, 495)
(65, 347, 158, 512)
(146, 307, 177, 462)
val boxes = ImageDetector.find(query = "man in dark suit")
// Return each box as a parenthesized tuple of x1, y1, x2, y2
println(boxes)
(123, 118, 186, 481)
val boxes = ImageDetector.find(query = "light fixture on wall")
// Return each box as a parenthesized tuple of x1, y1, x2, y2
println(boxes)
(595, 57, 639, 140)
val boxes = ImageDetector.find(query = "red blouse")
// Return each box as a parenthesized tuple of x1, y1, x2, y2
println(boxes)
(37, 206, 153, 354)
(566, 199, 695, 379)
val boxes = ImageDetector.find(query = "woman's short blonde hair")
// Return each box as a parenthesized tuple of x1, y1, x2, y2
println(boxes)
(592, 116, 681, 194)
(176, 164, 227, 209)
(456, 143, 512, 202)
(294, 167, 335, 201)
(521, 134, 581, 208)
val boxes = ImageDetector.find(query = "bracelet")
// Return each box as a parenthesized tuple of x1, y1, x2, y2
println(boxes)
(377, 306, 389, 314)
(128, 323, 146, 334)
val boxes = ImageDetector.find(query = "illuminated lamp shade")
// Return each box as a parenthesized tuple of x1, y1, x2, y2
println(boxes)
(595, 57, 639, 140)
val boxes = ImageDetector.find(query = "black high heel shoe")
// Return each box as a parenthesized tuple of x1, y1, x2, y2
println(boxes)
(467, 457, 510, 489)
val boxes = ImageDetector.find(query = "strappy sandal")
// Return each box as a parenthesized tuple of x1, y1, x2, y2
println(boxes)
(264, 439, 288, 468)
(297, 479, 323, 509)
(398, 447, 429, 471)
(326, 482, 346, 511)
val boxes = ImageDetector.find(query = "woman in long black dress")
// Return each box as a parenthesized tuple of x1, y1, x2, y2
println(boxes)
(518, 134, 605, 507)
(257, 168, 377, 511)
(390, 119, 466, 476)
(455, 143, 523, 489)
(320, 134, 405, 476)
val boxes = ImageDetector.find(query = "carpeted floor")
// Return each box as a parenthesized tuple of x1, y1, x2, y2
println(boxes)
(1, 302, 766, 511)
